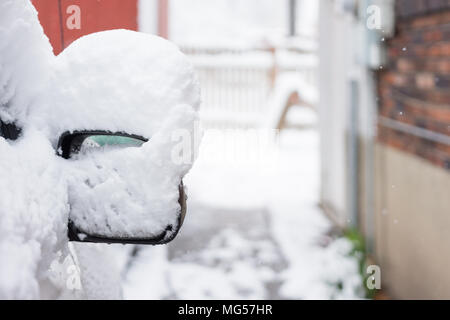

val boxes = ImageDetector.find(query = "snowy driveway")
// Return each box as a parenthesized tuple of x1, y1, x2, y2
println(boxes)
(123, 128, 363, 299)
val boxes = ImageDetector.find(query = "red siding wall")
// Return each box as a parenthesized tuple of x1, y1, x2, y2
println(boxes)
(32, 0, 138, 55)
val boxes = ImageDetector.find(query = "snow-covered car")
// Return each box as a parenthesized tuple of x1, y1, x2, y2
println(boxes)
(0, 0, 200, 299)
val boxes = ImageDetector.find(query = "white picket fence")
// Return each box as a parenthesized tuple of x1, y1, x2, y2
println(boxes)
(181, 44, 318, 129)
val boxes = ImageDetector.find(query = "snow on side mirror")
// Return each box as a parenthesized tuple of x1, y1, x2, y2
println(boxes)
(58, 131, 187, 245)
(47, 30, 200, 247)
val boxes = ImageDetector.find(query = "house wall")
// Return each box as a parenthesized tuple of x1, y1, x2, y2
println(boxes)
(318, 0, 354, 225)
(375, 144, 450, 298)
(374, 0, 450, 298)
(318, 0, 379, 233)
(319, 0, 450, 298)
(377, 2, 450, 169)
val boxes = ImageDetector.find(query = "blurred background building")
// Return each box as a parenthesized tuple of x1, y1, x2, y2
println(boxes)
(319, 0, 450, 299)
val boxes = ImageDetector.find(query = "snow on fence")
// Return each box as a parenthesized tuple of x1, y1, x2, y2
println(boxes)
(181, 45, 318, 129)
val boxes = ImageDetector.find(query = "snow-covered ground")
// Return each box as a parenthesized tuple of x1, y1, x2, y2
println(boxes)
(123, 126, 364, 299)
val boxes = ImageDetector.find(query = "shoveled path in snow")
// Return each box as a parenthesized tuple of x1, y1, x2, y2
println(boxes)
(123, 129, 363, 299)
(167, 204, 288, 299)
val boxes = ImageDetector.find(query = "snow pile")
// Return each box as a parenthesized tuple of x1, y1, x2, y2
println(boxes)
(266, 72, 318, 129)
(0, 131, 68, 299)
(70, 243, 123, 299)
(280, 238, 363, 299)
(0, 1, 200, 298)
(0, 0, 53, 124)
(266, 130, 362, 299)
(0, 0, 65, 299)
(125, 229, 282, 299)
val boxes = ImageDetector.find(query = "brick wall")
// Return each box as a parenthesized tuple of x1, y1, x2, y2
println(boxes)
(377, 1, 450, 169)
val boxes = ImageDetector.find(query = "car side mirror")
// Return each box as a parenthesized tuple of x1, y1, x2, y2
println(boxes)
(58, 131, 187, 245)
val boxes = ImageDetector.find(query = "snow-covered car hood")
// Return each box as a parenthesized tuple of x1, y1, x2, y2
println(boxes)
(0, 0, 200, 299)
